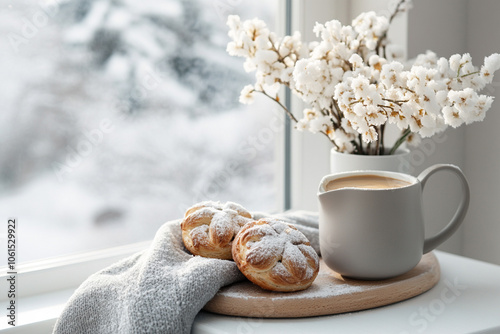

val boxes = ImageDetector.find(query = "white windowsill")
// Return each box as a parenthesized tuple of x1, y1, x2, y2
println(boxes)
(5, 250, 500, 334)
(0, 241, 151, 333)
(1, 289, 74, 334)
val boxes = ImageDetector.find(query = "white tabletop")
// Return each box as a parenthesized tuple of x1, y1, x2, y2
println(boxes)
(192, 251, 500, 334)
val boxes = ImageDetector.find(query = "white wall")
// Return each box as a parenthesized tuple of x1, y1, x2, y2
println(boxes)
(290, 0, 408, 212)
(290, 0, 500, 264)
(464, 0, 500, 265)
(409, 0, 500, 265)
(407, 0, 468, 257)
(290, 0, 340, 212)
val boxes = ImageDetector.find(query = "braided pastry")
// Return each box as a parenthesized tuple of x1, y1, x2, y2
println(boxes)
(232, 218, 320, 292)
(181, 201, 252, 260)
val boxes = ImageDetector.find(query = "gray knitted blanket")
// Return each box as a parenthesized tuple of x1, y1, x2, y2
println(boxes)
(52, 211, 320, 334)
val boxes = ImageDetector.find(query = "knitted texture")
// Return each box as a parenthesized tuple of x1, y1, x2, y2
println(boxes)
(52, 211, 319, 334)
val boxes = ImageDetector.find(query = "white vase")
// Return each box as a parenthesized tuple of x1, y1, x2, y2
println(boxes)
(330, 147, 411, 174)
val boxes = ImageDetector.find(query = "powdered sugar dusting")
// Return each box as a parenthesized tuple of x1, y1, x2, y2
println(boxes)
(209, 253, 440, 310)
(210, 211, 236, 239)
(270, 262, 293, 281)
(282, 243, 308, 279)
(246, 236, 284, 268)
(214, 262, 369, 302)
(297, 243, 317, 260)
(189, 200, 251, 218)
(187, 207, 216, 220)
(190, 225, 210, 246)
(186, 201, 251, 246)
(223, 201, 251, 216)
(243, 219, 319, 280)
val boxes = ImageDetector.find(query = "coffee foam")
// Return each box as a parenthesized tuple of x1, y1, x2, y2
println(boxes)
(325, 174, 413, 191)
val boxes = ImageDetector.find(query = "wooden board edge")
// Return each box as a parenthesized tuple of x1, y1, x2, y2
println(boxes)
(204, 252, 441, 318)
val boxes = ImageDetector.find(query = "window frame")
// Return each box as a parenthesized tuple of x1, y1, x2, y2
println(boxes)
(0, 1, 407, 332)
(0, 241, 150, 332)
(0, 1, 292, 332)
(288, 0, 408, 212)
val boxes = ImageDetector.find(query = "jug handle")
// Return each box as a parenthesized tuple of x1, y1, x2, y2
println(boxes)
(419, 164, 470, 254)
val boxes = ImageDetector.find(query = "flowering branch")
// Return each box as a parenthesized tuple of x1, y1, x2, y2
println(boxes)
(256, 89, 298, 123)
(375, 0, 410, 54)
(252, 88, 339, 148)
(390, 128, 412, 155)
(227, 2, 500, 155)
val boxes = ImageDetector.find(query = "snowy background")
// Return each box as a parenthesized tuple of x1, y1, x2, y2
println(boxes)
(0, 0, 277, 263)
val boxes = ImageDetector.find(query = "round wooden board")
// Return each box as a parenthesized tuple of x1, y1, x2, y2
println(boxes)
(204, 252, 440, 318)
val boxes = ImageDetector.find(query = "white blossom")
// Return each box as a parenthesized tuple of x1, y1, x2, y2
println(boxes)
(330, 128, 355, 153)
(385, 44, 405, 61)
(362, 126, 378, 143)
(481, 53, 500, 84)
(380, 62, 405, 87)
(295, 119, 308, 131)
(239, 85, 255, 104)
(449, 54, 462, 73)
(469, 95, 493, 123)
(352, 11, 389, 51)
(369, 54, 387, 71)
(406, 133, 421, 147)
(349, 54, 364, 68)
(227, 9, 500, 154)
(442, 105, 464, 128)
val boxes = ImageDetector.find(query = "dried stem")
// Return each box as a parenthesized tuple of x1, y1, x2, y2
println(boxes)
(255, 90, 339, 148)
(321, 130, 340, 149)
(375, 0, 408, 54)
(379, 124, 386, 155)
(256, 90, 299, 123)
(381, 98, 409, 105)
(459, 70, 481, 78)
(390, 128, 411, 154)
(358, 134, 365, 154)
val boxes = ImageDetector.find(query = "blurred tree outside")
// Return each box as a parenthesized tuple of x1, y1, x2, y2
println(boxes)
(0, 0, 277, 262)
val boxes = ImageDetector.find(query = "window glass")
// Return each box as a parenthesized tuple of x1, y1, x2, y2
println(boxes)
(0, 0, 277, 263)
